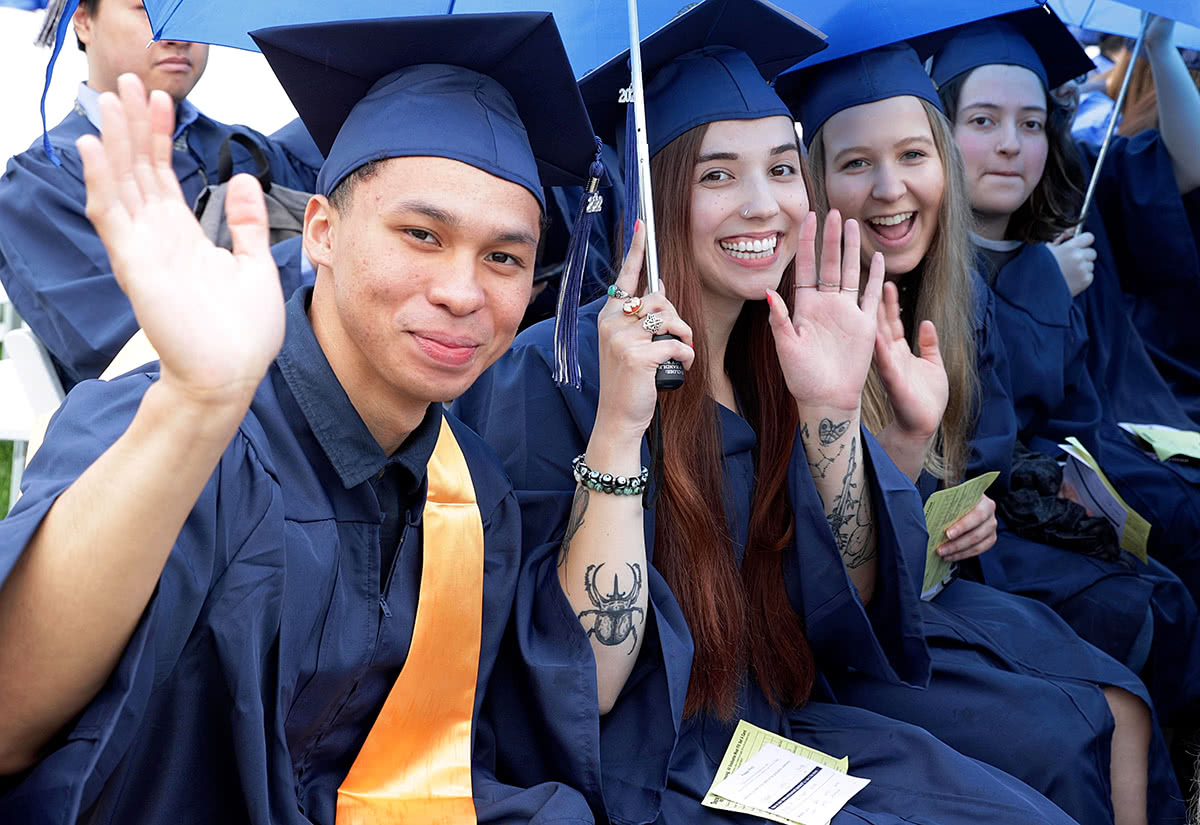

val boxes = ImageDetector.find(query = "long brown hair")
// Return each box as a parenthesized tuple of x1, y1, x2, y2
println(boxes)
(807, 100, 978, 482)
(638, 122, 816, 720)
(1108, 50, 1200, 137)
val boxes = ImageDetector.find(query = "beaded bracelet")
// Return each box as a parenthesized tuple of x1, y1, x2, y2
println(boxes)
(572, 453, 650, 496)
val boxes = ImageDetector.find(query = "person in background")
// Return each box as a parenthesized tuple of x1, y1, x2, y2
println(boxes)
(0, 0, 320, 390)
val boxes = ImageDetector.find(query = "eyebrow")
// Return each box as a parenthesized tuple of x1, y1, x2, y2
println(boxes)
(696, 143, 799, 164)
(961, 101, 1047, 114)
(386, 199, 538, 247)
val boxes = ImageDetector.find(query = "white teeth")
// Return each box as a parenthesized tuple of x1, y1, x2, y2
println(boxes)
(720, 234, 778, 259)
(868, 212, 914, 227)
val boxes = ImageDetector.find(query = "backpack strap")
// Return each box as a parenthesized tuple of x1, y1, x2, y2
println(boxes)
(217, 132, 273, 193)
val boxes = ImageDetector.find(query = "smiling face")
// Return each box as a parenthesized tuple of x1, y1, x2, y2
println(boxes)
(74, 0, 209, 103)
(821, 95, 945, 278)
(952, 64, 1049, 240)
(689, 116, 810, 310)
(305, 156, 540, 421)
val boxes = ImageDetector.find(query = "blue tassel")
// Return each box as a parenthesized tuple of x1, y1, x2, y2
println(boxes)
(553, 137, 606, 389)
(39, 0, 81, 167)
(622, 99, 640, 258)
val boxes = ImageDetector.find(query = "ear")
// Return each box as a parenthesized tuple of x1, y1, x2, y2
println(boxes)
(73, 3, 94, 49)
(303, 194, 335, 274)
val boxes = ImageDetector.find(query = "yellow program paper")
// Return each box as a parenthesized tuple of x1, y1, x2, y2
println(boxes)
(1060, 437, 1150, 562)
(922, 471, 1000, 598)
(1119, 423, 1200, 463)
(703, 720, 858, 825)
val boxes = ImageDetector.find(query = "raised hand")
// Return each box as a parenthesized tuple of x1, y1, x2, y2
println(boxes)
(766, 210, 884, 414)
(593, 222, 695, 441)
(76, 73, 284, 408)
(874, 281, 948, 440)
(1048, 230, 1097, 297)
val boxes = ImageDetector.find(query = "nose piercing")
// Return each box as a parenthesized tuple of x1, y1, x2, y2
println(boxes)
(740, 207, 752, 219)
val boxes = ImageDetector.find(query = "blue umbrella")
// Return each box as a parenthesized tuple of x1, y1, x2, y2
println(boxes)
(778, 0, 1045, 69)
(142, 0, 452, 51)
(0, 0, 48, 9)
(1049, 0, 1200, 48)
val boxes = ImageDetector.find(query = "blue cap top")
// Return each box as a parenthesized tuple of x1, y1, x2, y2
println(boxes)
(250, 12, 599, 208)
(928, 7, 1094, 92)
(781, 43, 943, 148)
(578, 0, 826, 157)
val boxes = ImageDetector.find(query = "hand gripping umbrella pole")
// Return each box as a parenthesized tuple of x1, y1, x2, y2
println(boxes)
(1074, 12, 1152, 235)
(627, 0, 685, 390)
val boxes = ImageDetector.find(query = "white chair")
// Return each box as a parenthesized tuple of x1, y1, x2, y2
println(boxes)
(2, 328, 66, 513)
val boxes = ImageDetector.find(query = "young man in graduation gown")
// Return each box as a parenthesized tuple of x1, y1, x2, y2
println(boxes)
(0, 0, 321, 390)
(0, 12, 604, 825)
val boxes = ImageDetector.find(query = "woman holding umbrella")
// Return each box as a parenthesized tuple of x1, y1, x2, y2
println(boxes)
(458, 2, 1110, 824)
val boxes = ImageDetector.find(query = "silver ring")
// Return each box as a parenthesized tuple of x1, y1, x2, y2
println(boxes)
(840, 286, 859, 293)
(817, 279, 840, 289)
(607, 285, 632, 300)
(642, 313, 664, 334)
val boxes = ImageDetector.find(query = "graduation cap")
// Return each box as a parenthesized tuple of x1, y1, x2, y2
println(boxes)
(250, 12, 600, 207)
(251, 13, 606, 389)
(928, 6, 1095, 91)
(780, 42, 944, 149)
(578, 0, 827, 159)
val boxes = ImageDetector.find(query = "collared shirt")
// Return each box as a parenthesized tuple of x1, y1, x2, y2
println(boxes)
(76, 81, 200, 139)
(276, 285, 442, 584)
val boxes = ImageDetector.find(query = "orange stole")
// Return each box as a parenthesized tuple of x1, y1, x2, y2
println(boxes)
(336, 418, 484, 825)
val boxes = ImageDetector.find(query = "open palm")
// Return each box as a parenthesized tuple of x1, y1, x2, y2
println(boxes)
(767, 211, 884, 413)
(77, 74, 285, 405)
(873, 281, 947, 439)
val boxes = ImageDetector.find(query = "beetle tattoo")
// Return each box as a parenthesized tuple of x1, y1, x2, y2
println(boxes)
(578, 562, 644, 654)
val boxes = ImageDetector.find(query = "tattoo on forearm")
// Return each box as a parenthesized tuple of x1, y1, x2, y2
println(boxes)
(578, 562, 644, 655)
(826, 437, 877, 568)
(559, 485, 589, 569)
(808, 444, 844, 479)
(819, 418, 850, 445)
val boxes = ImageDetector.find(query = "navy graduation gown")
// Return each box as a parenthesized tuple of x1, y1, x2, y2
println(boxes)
(983, 240, 1200, 605)
(1078, 131, 1200, 425)
(0, 108, 319, 390)
(961, 275, 1200, 726)
(454, 298, 1083, 825)
(0, 288, 592, 825)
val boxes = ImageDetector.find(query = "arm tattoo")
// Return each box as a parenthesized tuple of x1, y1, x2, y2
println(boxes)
(559, 485, 589, 569)
(826, 436, 877, 568)
(819, 418, 850, 445)
(578, 562, 645, 655)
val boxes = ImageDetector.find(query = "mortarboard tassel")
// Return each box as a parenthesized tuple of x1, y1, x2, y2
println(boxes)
(552, 138, 606, 389)
(37, 0, 80, 166)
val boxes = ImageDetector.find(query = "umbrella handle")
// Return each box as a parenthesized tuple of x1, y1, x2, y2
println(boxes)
(1074, 13, 1151, 235)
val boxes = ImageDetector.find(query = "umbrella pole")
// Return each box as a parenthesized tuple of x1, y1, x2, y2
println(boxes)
(1074, 13, 1151, 234)
(626, 0, 662, 293)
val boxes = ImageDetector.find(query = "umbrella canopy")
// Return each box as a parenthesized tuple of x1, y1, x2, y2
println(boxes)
(779, 0, 1045, 70)
(142, 0, 452, 51)
(1049, 0, 1200, 49)
(0, 0, 48, 9)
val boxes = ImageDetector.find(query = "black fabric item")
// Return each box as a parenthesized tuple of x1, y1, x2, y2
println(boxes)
(994, 442, 1124, 563)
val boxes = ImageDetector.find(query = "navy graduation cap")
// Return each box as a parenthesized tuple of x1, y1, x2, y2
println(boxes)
(928, 6, 1095, 91)
(250, 12, 599, 208)
(578, 0, 827, 158)
(780, 42, 943, 149)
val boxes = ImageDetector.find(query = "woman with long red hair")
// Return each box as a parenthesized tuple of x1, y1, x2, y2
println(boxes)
(455, 3, 1082, 824)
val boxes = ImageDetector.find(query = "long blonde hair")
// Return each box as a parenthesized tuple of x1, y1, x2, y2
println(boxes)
(806, 100, 978, 482)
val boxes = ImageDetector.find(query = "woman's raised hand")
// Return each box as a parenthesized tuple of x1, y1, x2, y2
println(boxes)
(593, 222, 695, 440)
(76, 73, 285, 409)
(874, 281, 948, 441)
(766, 210, 884, 414)
(1048, 230, 1097, 297)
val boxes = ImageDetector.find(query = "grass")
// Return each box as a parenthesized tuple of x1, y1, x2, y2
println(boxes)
(0, 440, 9, 516)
